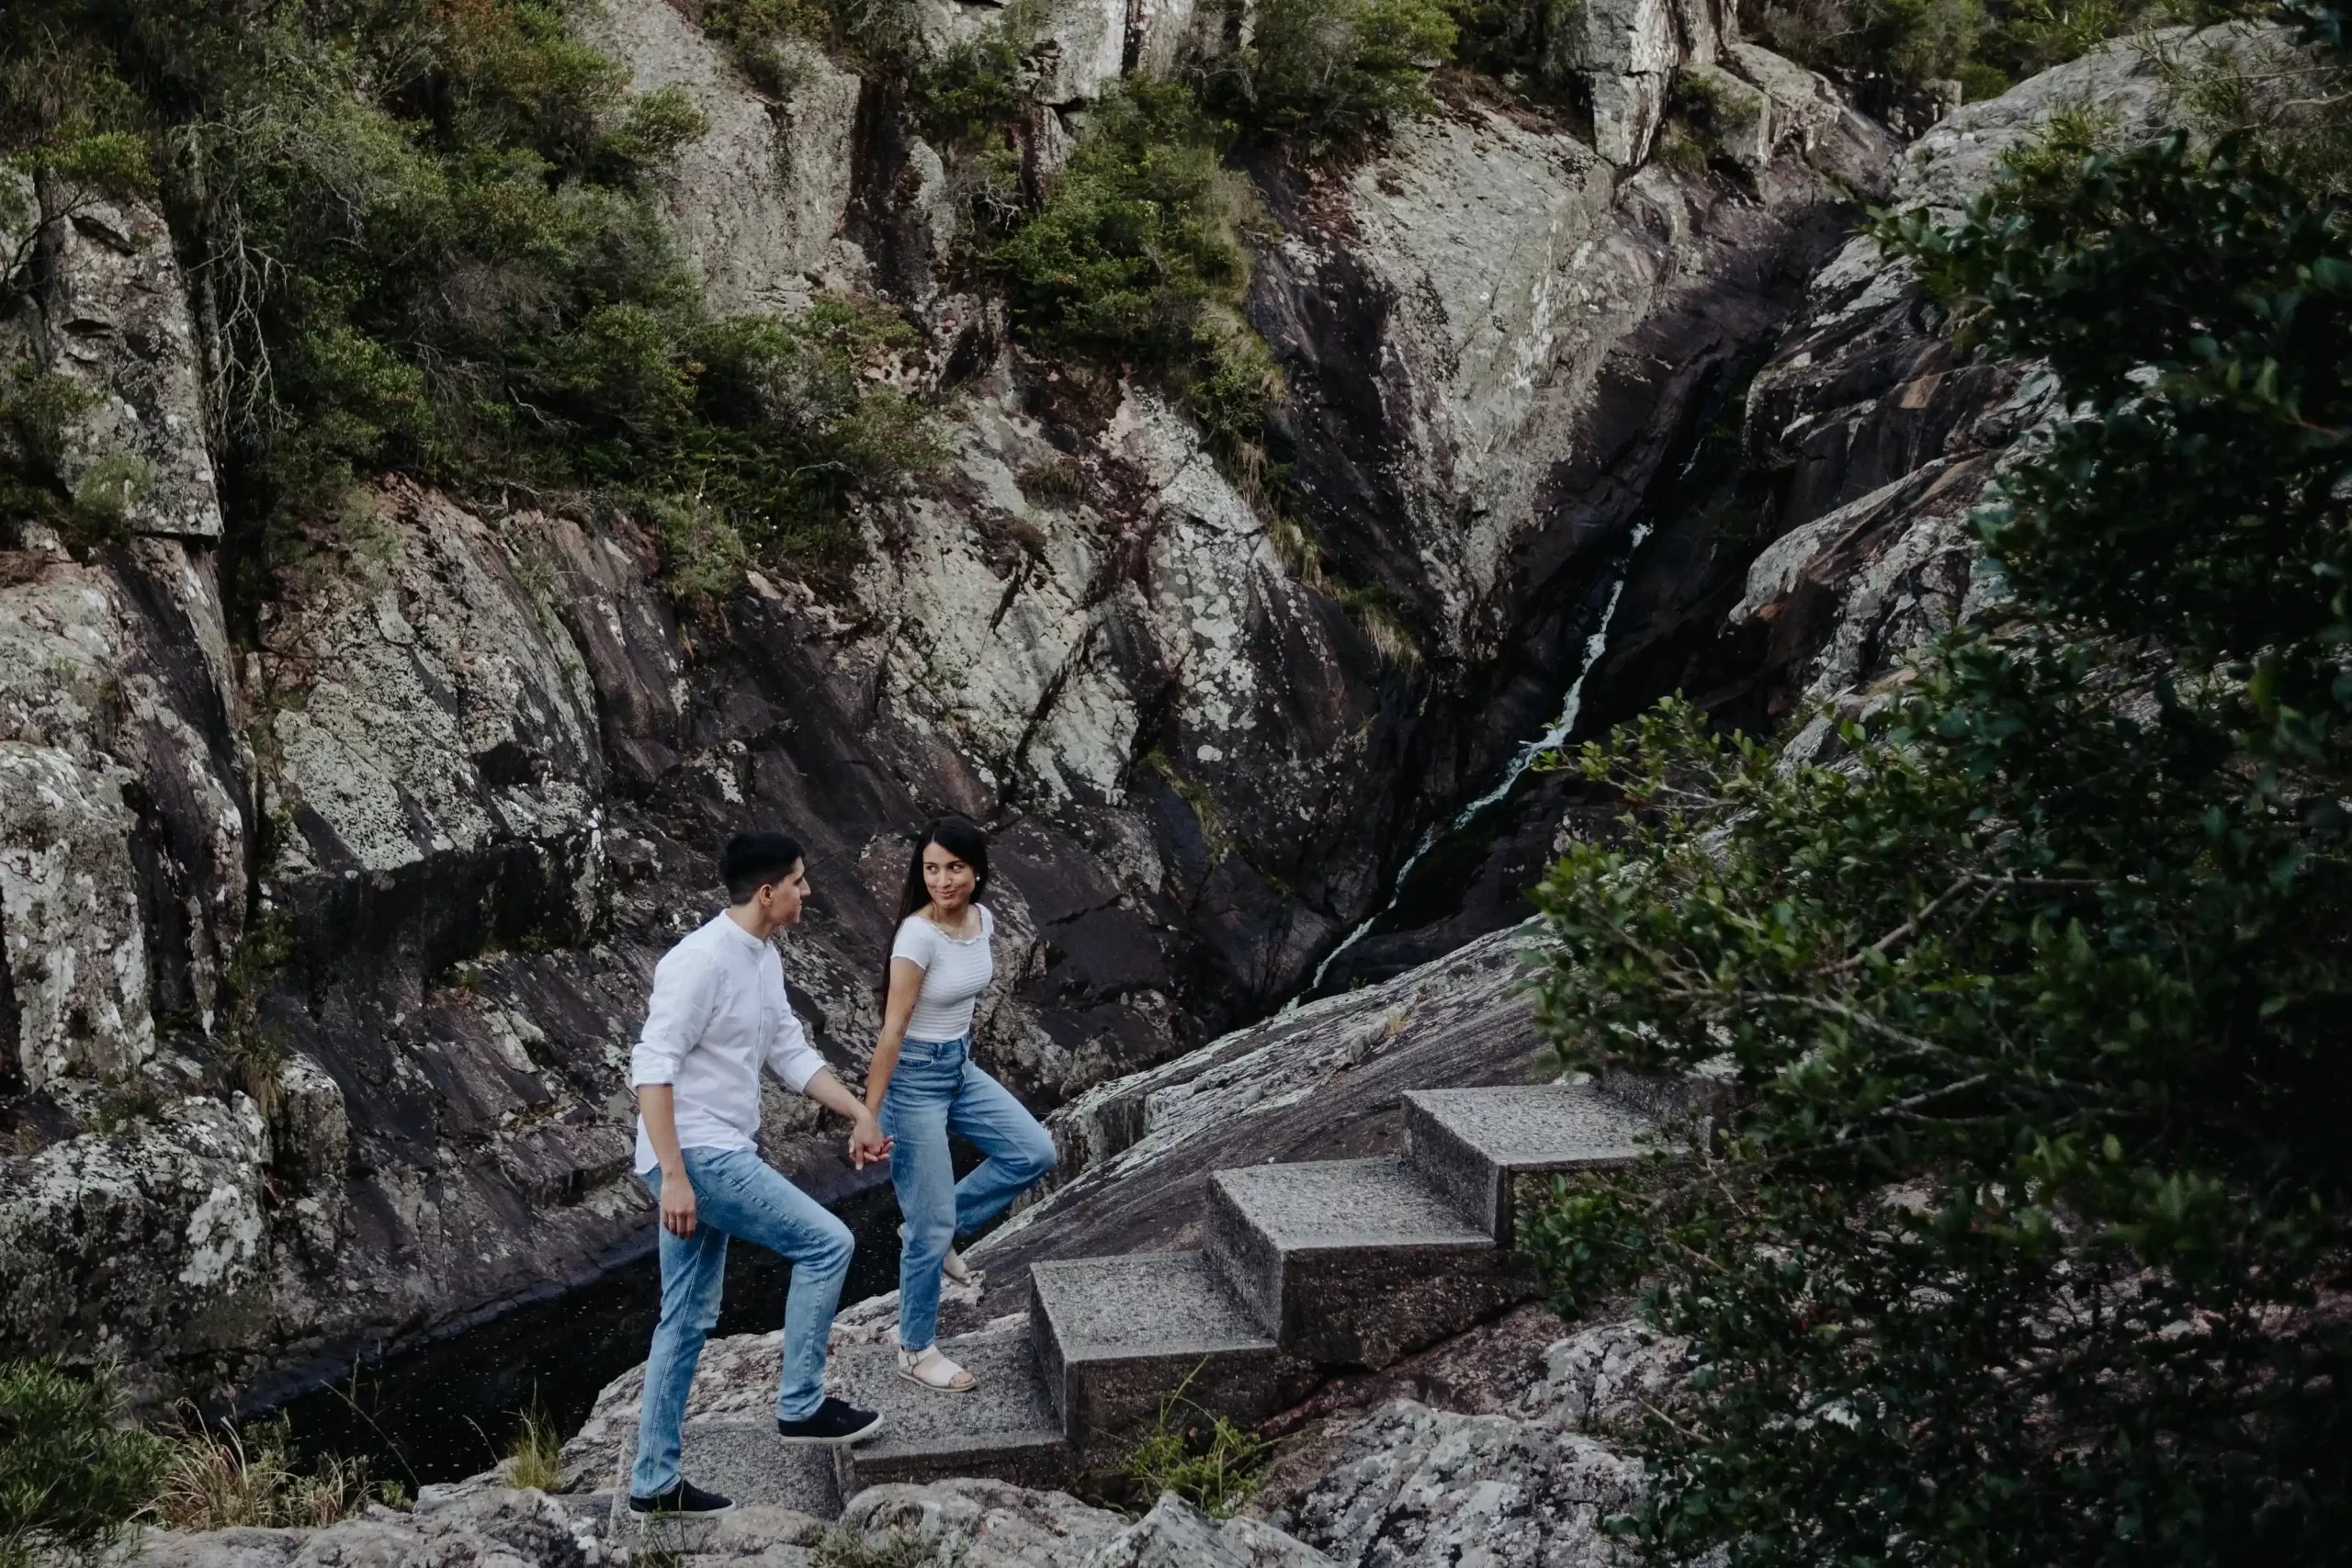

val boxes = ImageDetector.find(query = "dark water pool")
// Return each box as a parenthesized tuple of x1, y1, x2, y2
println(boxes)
(263, 1168, 940, 1489)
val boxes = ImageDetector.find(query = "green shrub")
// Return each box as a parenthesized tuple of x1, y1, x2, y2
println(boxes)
(1443, 0, 1575, 89)
(992, 81, 1279, 457)
(1516, 1171, 1661, 1315)
(1744, 0, 2206, 97)
(703, 0, 919, 82)
(0, 1360, 163, 1568)
(1956, 57, 2014, 96)
(912, 7, 1040, 150)
(1651, 119, 1711, 174)
(650, 493, 751, 604)
(1198, 0, 1458, 157)
(1520, 39, 2352, 1562)
(0, 365, 99, 537)
(699, 0, 826, 96)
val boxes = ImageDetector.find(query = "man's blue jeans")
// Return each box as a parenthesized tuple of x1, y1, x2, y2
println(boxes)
(879, 1034, 1057, 1352)
(629, 1146, 853, 1498)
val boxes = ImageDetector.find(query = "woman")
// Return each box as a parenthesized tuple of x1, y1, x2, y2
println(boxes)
(866, 816, 1057, 1393)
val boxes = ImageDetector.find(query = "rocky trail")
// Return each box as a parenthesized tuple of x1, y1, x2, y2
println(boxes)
(575, 1079, 1664, 1527)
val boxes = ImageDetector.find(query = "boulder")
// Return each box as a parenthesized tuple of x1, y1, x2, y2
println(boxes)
(0, 179, 222, 540)
(1549, 0, 1679, 164)
(0, 741, 152, 1091)
(0, 1095, 271, 1393)
(583, 0, 866, 316)
(834, 1480, 1337, 1566)
(259, 479, 605, 951)
(1272, 1399, 1645, 1567)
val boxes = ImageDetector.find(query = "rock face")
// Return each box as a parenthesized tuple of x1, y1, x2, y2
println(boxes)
(1, 0, 1898, 1395)
(1263, 1319, 1691, 1567)
(0, 177, 223, 541)
(1675, 29, 2289, 758)
(1306, 26, 2275, 992)
(582, 0, 865, 318)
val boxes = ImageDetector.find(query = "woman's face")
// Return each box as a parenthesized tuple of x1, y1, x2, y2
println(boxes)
(922, 841, 978, 913)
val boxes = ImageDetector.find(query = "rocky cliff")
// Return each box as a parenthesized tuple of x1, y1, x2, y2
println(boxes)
(1295, 24, 2274, 988)
(0, 0, 1902, 1396)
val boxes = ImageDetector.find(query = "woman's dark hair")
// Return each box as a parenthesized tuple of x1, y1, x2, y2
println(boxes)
(898, 817, 990, 919)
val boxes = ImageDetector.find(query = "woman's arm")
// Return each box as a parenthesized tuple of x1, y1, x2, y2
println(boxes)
(803, 1067, 891, 1166)
(865, 955, 928, 1117)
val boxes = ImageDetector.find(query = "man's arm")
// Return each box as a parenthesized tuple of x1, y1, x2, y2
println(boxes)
(802, 1068, 891, 1167)
(637, 1083, 696, 1235)
(633, 945, 719, 1238)
(764, 984, 889, 1168)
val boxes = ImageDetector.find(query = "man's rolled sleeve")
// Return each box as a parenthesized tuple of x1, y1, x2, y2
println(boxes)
(765, 986, 828, 1095)
(631, 944, 716, 1088)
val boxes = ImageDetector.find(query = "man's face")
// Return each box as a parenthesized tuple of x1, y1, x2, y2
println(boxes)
(757, 860, 809, 929)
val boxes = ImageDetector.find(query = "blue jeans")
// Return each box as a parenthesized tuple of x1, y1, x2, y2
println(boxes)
(629, 1146, 853, 1497)
(879, 1034, 1057, 1351)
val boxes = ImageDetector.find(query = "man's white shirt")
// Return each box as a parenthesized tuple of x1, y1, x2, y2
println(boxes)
(631, 911, 828, 1173)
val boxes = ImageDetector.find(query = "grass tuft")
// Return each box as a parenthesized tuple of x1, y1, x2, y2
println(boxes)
(147, 1412, 386, 1531)
(504, 1406, 564, 1494)
(1119, 1365, 1272, 1518)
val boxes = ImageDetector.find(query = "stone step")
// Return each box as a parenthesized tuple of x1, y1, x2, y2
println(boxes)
(829, 1331, 1070, 1495)
(1403, 1083, 1654, 1245)
(605, 1332, 1069, 1530)
(1030, 1250, 1305, 1466)
(1203, 1156, 1533, 1370)
(608, 1418, 840, 1540)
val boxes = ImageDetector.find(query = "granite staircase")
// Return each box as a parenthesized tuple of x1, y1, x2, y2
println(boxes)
(614, 1082, 1656, 1525)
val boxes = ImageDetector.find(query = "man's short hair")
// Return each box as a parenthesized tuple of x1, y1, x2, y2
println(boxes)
(720, 831, 804, 904)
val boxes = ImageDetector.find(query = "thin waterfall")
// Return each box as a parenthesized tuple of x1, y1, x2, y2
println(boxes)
(1293, 523, 1653, 1005)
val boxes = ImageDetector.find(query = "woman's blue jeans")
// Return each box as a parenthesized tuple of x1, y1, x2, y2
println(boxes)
(879, 1034, 1057, 1351)
(629, 1147, 853, 1498)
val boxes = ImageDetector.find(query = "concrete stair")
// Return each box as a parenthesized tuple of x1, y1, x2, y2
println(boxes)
(1031, 1250, 1301, 1466)
(616, 1079, 1661, 1524)
(1406, 1083, 1654, 1246)
(1205, 1156, 1531, 1367)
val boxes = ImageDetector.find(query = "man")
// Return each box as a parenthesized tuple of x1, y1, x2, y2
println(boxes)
(628, 830, 889, 1517)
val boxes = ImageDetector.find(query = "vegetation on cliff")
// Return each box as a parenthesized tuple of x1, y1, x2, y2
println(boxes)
(0, 0, 931, 604)
(1522, 6, 2352, 1561)
(1744, 0, 2263, 101)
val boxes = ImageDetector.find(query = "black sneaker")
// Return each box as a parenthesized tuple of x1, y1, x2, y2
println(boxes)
(628, 1479, 733, 1517)
(775, 1397, 884, 1445)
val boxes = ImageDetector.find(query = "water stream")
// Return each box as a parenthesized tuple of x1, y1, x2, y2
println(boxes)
(1295, 522, 1654, 1003)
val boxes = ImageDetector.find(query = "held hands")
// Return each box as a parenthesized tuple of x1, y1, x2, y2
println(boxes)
(848, 1108, 892, 1169)
(659, 1169, 698, 1237)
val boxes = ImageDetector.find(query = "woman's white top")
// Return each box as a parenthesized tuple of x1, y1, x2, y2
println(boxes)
(892, 904, 996, 1042)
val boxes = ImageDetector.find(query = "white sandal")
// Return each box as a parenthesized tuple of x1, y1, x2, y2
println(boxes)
(898, 1344, 978, 1393)
(899, 1224, 975, 1286)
